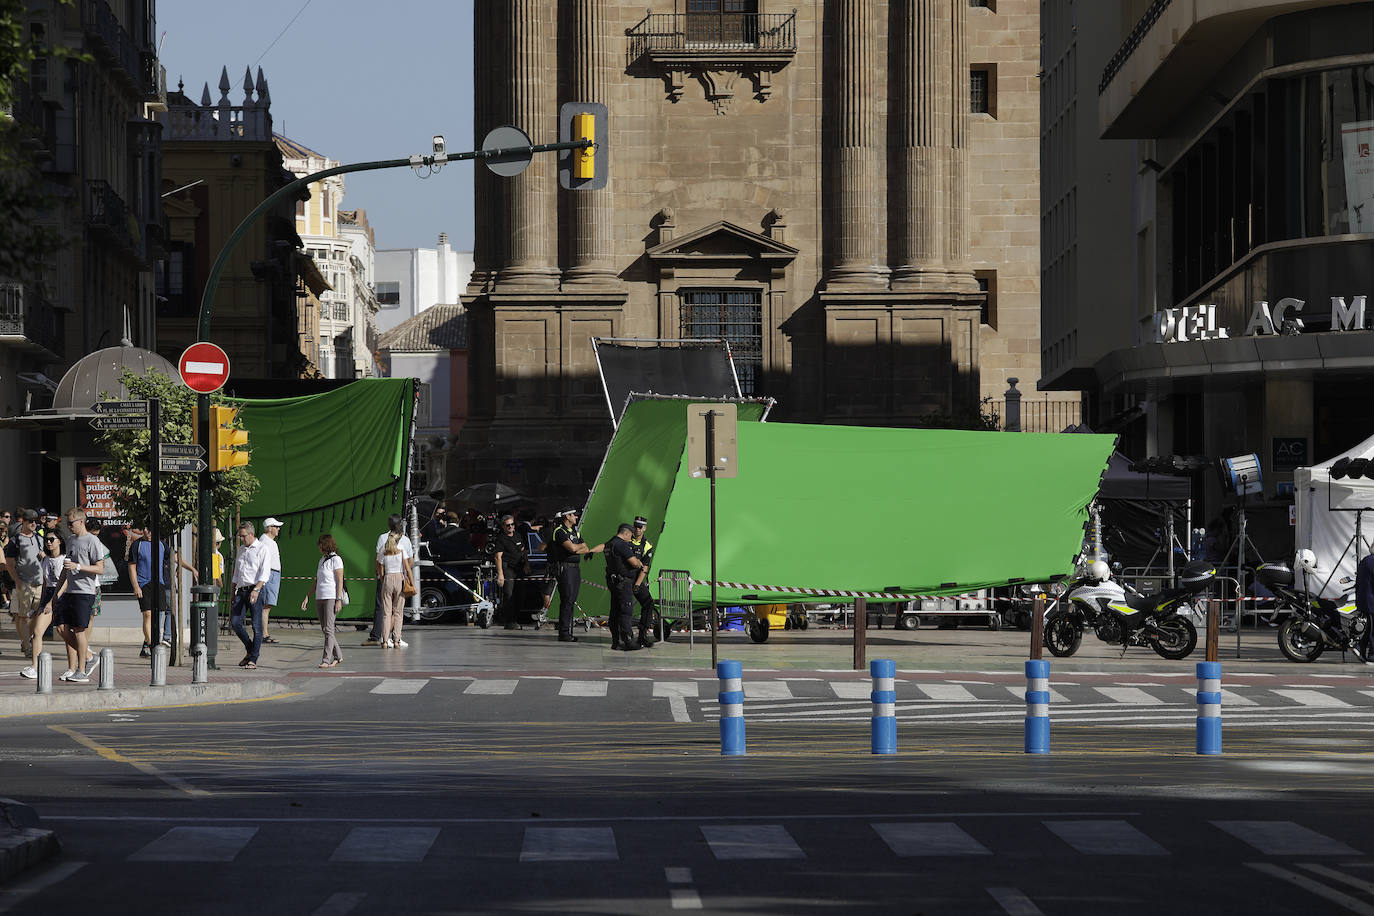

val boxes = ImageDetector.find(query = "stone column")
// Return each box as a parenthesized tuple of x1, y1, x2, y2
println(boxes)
(946, 0, 974, 287)
(563, 0, 618, 288)
(825, 0, 885, 289)
(891, 0, 950, 289)
(497, 0, 558, 289)
(469, 0, 502, 292)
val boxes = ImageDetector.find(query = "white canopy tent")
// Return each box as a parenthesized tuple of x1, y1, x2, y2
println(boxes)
(1294, 433, 1374, 597)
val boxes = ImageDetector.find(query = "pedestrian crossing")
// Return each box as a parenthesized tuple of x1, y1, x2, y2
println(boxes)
(113, 818, 1366, 865)
(350, 676, 1374, 727)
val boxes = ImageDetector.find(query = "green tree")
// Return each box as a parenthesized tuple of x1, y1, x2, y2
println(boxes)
(94, 369, 259, 529)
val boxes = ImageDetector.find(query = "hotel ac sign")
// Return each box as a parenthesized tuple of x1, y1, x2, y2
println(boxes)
(1154, 296, 1372, 344)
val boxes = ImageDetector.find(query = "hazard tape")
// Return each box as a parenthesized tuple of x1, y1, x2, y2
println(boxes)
(685, 579, 975, 602)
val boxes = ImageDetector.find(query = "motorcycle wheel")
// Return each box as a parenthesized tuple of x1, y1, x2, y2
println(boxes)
(746, 615, 770, 643)
(1277, 617, 1324, 663)
(1148, 616, 1197, 660)
(1043, 609, 1082, 658)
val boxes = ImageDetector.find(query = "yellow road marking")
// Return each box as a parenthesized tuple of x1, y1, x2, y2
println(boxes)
(48, 725, 212, 798)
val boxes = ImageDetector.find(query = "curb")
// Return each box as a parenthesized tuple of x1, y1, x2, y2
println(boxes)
(0, 798, 60, 885)
(0, 679, 294, 718)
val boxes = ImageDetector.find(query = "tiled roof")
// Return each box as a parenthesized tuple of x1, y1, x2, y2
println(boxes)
(377, 305, 468, 352)
(274, 132, 328, 161)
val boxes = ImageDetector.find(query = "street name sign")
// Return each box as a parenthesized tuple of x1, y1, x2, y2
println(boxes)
(159, 456, 207, 473)
(90, 415, 148, 430)
(93, 400, 148, 415)
(178, 342, 231, 394)
(161, 443, 205, 459)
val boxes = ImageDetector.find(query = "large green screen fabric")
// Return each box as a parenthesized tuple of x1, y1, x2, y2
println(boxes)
(224, 378, 415, 621)
(561, 400, 1115, 616)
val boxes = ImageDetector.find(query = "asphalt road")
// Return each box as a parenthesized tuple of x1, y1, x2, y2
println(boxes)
(4, 664, 1374, 916)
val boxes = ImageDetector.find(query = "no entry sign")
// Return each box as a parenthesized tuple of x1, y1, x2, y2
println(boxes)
(178, 342, 231, 394)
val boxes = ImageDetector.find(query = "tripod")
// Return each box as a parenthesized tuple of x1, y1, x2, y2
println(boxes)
(1219, 485, 1265, 628)
(1143, 499, 1194, 578)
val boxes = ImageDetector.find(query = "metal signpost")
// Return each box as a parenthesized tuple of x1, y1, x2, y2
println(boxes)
(688, 403, 738, 668)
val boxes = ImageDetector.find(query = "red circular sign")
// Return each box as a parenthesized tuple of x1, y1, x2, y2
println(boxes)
(178, 342, 231, 394)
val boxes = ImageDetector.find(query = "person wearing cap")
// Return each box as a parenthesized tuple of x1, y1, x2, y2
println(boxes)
(547, 507, 605, 643)
(629, 516, 658, 647)
(4, 509, 43, 660)
(35, 508, 57, 542)
(211, 527, 226, 589)
(258, 517, 284, 644)
(603, 523, 644, 651)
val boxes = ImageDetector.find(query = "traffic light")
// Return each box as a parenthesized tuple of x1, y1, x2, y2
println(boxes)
(209, 404, 249, 471)
(559, 102, 608, 190)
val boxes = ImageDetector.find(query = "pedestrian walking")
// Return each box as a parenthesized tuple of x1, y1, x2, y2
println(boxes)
(19, 531, 67, 679)
(629, 515, 658, 647)
(604, 524, 644, 651)
(492, 514, 530, 630)
(302, 533, 345, 668)
(0, 509, 13, 610)
(128, 526, 198, 657)
(229, 521, 270, 668)
(54, 508, 104, 683)
(3, 509, 43, 660)
(376, 518, 413, 649)
(258, 517, 283, 644)
(547, 507, 605, 643)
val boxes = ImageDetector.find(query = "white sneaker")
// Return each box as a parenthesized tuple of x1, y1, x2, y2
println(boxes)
(66, 670, 89, 683)
(84, 654, 100, 676)
(384, 639, 395, 649)
(19, 666, 35, 679)
(395, 639, 408, 648)
(59, 669, 75, 681)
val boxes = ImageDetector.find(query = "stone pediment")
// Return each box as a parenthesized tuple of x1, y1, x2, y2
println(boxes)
(646, 221, 798, 266)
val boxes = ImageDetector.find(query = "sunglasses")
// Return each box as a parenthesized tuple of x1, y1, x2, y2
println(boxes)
(45, 537, 59, 542)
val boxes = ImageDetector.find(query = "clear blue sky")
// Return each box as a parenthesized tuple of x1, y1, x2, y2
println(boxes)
(157, 0, 476, 252)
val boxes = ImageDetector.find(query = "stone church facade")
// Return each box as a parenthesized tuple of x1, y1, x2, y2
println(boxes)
(456, 0, 1047, 502)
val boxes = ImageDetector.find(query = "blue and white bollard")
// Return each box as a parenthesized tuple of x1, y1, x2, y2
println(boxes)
(870, 658, 897, 755)
(1024, 659, 1050, 754)
(1196, 661, 1222, 755)
(717, 659, 746, 756)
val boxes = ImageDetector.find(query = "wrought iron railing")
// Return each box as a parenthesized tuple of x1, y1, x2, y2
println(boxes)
(0, 281, 65, 358)
(1098, 0, 1173, 95)
(86, 179, 142, 257)
(82, 0, 145, 92)
(628, 11, 797, 59)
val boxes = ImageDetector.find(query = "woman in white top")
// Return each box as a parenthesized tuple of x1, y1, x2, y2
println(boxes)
(376, 528, 413, 648)
(302, 533, 345, 668)
(20, 533, 68, 679)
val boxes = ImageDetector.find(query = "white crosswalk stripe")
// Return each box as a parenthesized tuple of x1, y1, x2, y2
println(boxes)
(520, 827, 618, 862)
(653, 681, 703, 698)
(558, 680, 608, 697)
(743, 681, 793, 699)
(369, 679, 426, 695)
(875, 822, 991, 856)
(464, 679, 518, 695)
(701, 824, 804, 859)
(832, 681, 873, 699)
(331, 827, 440, 862)
(1095, 687, 1159, 705)
(1215, 821, 1359, 856)
(916, 684, 978, 702)
(1045, 820, 1168, 856)
(128, 826, 257, 862)
(1004, 685, 1069, 704)
(1270, 689, 1352, 708)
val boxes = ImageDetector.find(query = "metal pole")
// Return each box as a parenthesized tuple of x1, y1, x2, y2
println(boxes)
(197, 392, 216, 670)
(1166, 505, 1176, 580)
(853, 596, 867, 670)
(1206, 590, 1220, 663)
(1030, 594, 1045, 660)
(707, 410, 719, 669)
(149, 397, 162, 651)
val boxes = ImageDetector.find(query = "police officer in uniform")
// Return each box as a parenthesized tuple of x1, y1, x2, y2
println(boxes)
(629, 515, 658, 647)
(603, 523, 644, 651)
(548, 507, 604, 643)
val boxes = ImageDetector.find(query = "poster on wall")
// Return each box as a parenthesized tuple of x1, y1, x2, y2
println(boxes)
(77, 464, 132, 590)
(1341, 120, 1374, 232)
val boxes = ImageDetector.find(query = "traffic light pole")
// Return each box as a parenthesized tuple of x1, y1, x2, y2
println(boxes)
(192, 137, 593, 669)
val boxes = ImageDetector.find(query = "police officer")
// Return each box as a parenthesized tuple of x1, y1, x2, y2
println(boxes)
(548, 507, 604, 643)
(603, 523, 644, 652)
(629, 515, 658, 647)
(492, 514, 530, 630)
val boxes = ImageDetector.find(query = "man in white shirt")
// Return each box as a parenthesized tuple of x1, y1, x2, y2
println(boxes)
(229, 521, 270, 668)
(258, 517, 283, 645)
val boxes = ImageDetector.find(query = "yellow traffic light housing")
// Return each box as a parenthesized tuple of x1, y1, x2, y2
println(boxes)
(559, 102, 608, 190)
(209, 404, 250, 471)
(573, 112, 595, 180)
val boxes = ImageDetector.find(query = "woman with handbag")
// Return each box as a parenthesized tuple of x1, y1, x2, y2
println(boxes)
(302, 533, 346, 668)
(377, 523, 414, 649)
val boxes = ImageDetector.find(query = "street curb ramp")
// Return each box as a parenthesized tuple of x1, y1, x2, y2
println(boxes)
(0, 679, 291, 718)
(0, 798, 60, 886)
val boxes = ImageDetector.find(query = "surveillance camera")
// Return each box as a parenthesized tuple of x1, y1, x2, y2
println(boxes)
(432, 135, 446, 156)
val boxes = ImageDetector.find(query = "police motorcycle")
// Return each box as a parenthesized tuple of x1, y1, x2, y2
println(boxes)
(1043, 559, 1214, 660)
(1258, 554, 1364, 663)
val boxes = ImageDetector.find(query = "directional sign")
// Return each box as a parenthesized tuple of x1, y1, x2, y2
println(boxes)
(93, 400, 148, 415)
(90, 415, 148, 430)
(159, 457, 207, 473)
(161, 443, 205, 459)
(178, 342, 231, 394)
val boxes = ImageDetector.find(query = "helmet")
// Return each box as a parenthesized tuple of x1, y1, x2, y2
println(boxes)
(1296, 548, 1318, 570)
(1089, 560, 1111, 582)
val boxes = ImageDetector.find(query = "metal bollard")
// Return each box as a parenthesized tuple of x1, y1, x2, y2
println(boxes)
(717, 659, 746, 756)
(1196, 661, 1222, 755)
(192, 642, 208, 684)
(36, 651, 52, 695)
(870, 658, 896, 755)
(98, 648, 114, 690)
(150, 644, 169, 687)
(1024, 659, 1050, 754)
